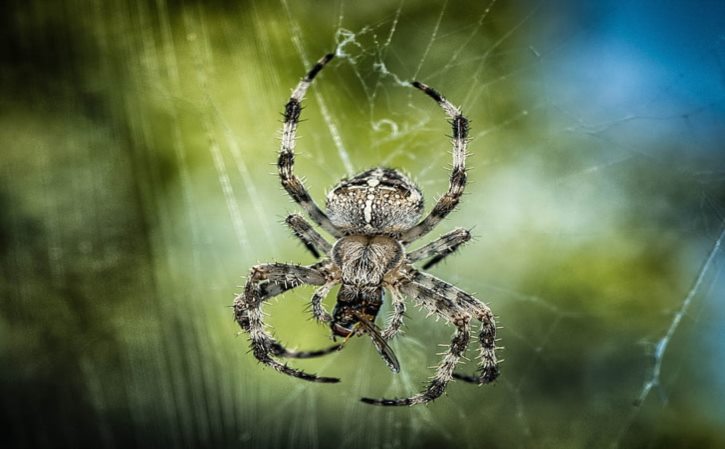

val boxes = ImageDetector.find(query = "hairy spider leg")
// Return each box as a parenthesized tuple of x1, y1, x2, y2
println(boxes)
(254, 260, 328, 300)
(270, 341, 342, 360)
(361, 269, 499, 406)
(285, 214, 332, 259)
(250, 280, 337, 357)
(406, 227, 472, 269)
(380, 286, 407, 340)
(401, 82, 470, 245)
(310, 281, 335, 323)
(279, 53, 343, 238)
(234, 263, 341, 381)
(361, 290, 471, 406)
(409, 271, 500, 385)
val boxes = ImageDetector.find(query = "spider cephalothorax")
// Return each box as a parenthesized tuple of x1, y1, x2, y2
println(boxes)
(330, 234, 402, 334)
(233, 53, 500, 406)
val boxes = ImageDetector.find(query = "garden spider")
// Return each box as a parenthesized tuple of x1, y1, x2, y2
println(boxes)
(233, 53, 500, 406)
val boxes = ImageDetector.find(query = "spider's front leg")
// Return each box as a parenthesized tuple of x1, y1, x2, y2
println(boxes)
(234, 263, 341, 382)
(383, 228, 472, 342)
(410, 271, 500, 385)
(361, 277, 474, 406)
(361, 269, 500, 406)
(362, 310, 471, 406)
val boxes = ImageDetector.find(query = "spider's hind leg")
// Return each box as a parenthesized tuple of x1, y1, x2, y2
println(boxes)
(401, 82, 470, 244)
(278, 54, 343, 238)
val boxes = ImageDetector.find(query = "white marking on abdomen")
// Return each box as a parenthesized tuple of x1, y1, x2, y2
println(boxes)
(364, 193, 375, 223)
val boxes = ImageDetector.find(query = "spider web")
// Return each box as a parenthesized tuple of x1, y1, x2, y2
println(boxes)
(1, 0, 724, 448)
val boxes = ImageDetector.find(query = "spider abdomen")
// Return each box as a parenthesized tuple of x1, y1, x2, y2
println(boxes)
(326, 168, 423, 234)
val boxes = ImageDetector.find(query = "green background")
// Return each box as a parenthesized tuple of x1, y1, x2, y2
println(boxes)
(2, 0, 724, 448)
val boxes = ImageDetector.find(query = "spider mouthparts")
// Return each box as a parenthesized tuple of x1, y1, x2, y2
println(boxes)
(332, 323, 354, 338)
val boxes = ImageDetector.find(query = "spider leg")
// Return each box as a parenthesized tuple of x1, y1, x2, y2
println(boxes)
(361, 310, 471, 406)
(279, 53, 343, 238)
(401, 82, 469, 245)
(310, 281, 334, 324)
(255, 261, 336, 341)
(257, 277, 339, 358)
(269, 341, 341, 359)
(381, 286, 406, 340)
(255, 260, 327, 300)
(409, 271, 500, 385)
(234, 263, 341, 382)
(285, 214, 332, 259)
(406, 228, 471, 269)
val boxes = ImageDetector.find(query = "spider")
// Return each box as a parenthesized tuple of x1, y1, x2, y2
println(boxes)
(233, 53, 500, 406)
